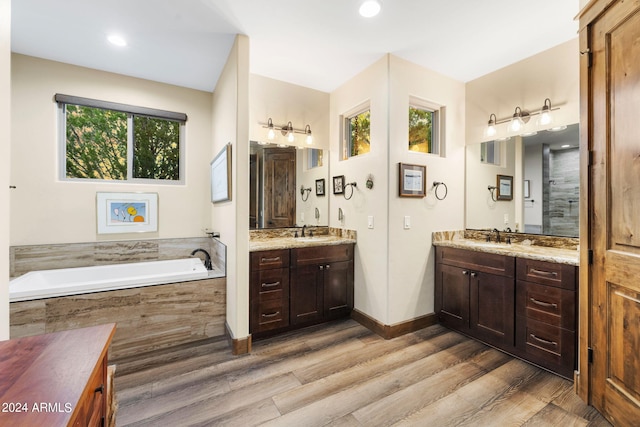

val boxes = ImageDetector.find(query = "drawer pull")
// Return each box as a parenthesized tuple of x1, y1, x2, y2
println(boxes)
(262, 311, 280, 318)
(530, 268, 558, 278)
(94, 384, 104, 394)
(462, 270, 469, 276)
(261, 257, 281, 263)
(261, 281, 280, 288)
(529, 298, 558, 309)
(530, 334, 557, 346)
(470, 272, 478, 278)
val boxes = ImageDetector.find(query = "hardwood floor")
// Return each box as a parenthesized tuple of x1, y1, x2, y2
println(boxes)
(114, 319, 610, 426)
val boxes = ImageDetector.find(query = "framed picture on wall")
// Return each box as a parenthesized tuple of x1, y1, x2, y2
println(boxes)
(497, 174, 513, 201)
(316, 178, 326, 196)
(96, 192, 158, 234)
(399, 163, 426, 197)
(333, 175, 345, 194)
(211, 143, 232, 203)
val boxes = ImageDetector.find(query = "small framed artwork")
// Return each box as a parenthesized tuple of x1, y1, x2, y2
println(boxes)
(524, 180, 531, 199)
(316, 178, 326, 196)
(333, 175, 345, 194)
(399, 163, 426, 197)
(211, 143, 232, 203)
(97, 192, 158, 234)
(497, 174, 513, 201)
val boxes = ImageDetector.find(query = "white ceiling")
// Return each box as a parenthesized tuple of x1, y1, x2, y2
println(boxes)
(11, 0, 580, 93)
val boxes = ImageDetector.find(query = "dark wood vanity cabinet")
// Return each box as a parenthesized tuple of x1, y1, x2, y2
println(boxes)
(290, 244, 354, 325)
(435, 245, 578, 378)
(250, 249, 290, 333)
(515, 258, 577, 378)
(435, 247, 515, 350)
(250, 244, 354, 337)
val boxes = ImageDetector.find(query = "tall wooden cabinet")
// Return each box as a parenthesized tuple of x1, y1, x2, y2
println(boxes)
(578, 0, 640, 423)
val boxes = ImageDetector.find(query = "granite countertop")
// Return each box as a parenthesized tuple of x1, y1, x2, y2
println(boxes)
(249, 227, 357, 252)
(433, 230, 579, 266)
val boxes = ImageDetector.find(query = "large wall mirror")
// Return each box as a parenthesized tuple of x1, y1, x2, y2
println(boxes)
(466, 123, 579, 237)
(250, 141, 329, 229)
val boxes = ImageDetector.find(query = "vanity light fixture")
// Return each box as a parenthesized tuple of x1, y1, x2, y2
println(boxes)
(485, 113, 497, 137)
(305, 125, 313, 145)
(261, 119, 313, 144)
(509, 107, 528, 133)
(359, 0, 382, 17)
(266, 118, 276, 140)
(538, 98, 553, 126)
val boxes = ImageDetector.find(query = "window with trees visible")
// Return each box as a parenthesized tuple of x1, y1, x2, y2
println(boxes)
(57, 94, 186, 182)
(409, 98, 443, 154)
(342, 105, 370, 159)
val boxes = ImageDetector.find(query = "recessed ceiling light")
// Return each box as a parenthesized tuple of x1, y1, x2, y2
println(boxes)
(107, 34, 127, 47)
(359, 0, 382, 18)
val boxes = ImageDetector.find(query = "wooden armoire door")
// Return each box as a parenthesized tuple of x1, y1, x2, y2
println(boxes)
(263, 148, 296, 228)
(581, 0, 640, 424)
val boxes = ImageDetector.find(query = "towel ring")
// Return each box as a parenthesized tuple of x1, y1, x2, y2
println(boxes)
(432, 181, 448, 201)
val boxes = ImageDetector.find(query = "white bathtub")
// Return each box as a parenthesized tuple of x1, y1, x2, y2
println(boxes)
(9, 258, 210, 302)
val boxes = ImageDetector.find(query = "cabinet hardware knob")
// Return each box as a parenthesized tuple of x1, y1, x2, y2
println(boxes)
(261, 281, 280, 288)
(470, 272, 478, 278)
(326, 265, 330, 269)
(530, 334, 557, 346)
(530, 268, 558, 278)
(261, 257, 281, 263)
(262, 311, 280, 318)
(529, 298, 558, 309)
(319, 265, 324, 270)
(462, 270, 469, 276)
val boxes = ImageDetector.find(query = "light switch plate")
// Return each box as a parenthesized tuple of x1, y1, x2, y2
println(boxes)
(404, 215, 411, 229)
(367, 215, 374, 229)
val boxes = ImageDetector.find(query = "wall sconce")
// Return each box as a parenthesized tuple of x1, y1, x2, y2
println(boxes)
(484, 99, 560, 138)
(261, 119, 313, 145)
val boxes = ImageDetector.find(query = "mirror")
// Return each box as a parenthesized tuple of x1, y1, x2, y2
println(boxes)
(466, 123, 579, 237)
(250, 141, 329, 229)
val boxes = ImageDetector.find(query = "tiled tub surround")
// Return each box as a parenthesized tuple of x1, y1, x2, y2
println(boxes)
(432, 230, 579, 265)
(10, 236, 226, 278)
(9, 237, 227, 362)
(249, 226, 356, 251)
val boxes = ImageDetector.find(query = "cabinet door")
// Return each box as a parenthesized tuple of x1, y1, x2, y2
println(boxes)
(323, 260, 354, 319)
(470, 271, 515, 349)
(291, 264, 324, 325)
(435, 263, 470, 331)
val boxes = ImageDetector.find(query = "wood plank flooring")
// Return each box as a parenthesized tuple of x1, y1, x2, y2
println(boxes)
(114, 319, 610, 426)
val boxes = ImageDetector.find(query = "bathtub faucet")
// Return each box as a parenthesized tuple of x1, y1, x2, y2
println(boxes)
(190, 249, 212, 270)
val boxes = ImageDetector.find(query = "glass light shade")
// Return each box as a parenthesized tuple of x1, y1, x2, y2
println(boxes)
(306, 134, 313, 145)
(510, 117, 524, 133)
(538, 109, 553, 126)
(267, 128, 275, 140)
(287, 131, 295, 143)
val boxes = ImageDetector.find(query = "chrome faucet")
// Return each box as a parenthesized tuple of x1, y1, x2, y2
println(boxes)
(492, 228, 501, 243)
(190, 248, 212, 270)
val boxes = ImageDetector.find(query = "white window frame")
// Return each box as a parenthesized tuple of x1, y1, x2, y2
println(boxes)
(340, 101, 371, 160)
(409, 96, 445, 157)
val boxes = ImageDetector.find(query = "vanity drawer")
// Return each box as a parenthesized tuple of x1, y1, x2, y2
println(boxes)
(516, 316, 575, 378)
(251, 299, 289, 332)
(436, 247, 515, 277)
(516, 281, 576, 330)
(251, 268, 289, 302)
(292, 244, 354, 266)
(516, 258, 576, 290)
(251, 249, 290, 270)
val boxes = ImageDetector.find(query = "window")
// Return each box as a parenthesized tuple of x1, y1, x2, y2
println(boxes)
(342, 104, 370, 159)
(57, 94, 186, 182)
(481, 140, 501, 165)
(306, 148, 324, 169)
(408, 97, 443, 154)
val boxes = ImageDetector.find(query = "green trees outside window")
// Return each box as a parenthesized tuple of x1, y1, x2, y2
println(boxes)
(409, 106, 435, 153)
(346, 110, 370, 157)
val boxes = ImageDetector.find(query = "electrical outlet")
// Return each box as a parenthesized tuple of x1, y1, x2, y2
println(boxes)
(367, 216, 374, 229)
(404, 216, 411, 229)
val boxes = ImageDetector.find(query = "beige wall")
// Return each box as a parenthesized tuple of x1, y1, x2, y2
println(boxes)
(211, 35, 250, 340)
(466, 38, 579, 144)
(330, 54, 466, 325)
(10, 54, 214, 246)
(0, 0, 11, 340)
